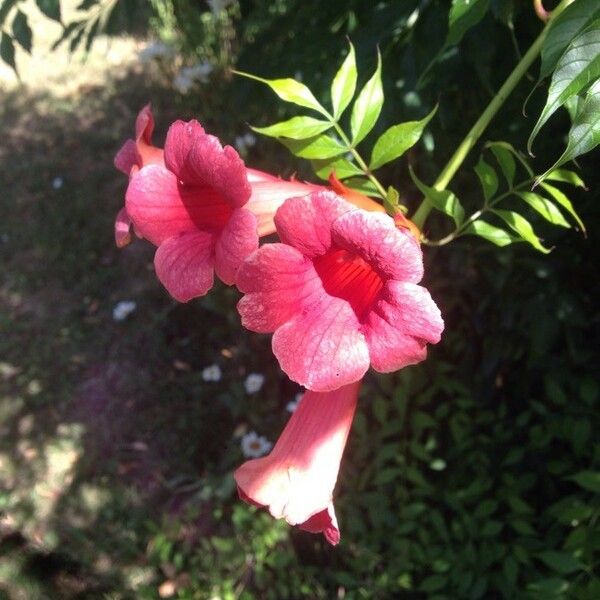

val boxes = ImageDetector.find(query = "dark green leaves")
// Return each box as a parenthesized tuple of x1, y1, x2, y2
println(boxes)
(567, 471, 600, 494)
(369, 106, 437, 170)
(34, 0, 61, 23)
(331, 42, 357, 119)
(350, 51, 383, 145)
(12, 10, 31, 53)
(474, 157, 498, 202)
(446, 0, 490, 46)
(0, 31, 15, 71)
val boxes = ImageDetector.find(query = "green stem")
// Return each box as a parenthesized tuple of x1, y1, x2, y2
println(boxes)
(411, 0, 574, 230)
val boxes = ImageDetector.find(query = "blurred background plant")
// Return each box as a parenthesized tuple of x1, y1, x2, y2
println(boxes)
(0, 0, 598, 598)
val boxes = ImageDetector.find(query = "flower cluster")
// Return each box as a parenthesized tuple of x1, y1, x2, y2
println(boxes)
(115, 106, 444, 544)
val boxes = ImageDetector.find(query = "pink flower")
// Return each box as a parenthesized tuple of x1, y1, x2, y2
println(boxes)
(125, 119, 259, 302)
(235, 380, 361, 545)
(113, 104, 164, 248)
(237, 191, 444, 392)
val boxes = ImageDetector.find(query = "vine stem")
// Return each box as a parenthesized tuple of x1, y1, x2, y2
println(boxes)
(411, 0, 575, 231)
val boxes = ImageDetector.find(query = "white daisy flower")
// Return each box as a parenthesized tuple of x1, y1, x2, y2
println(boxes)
(112, 300, 137, 321)
(241, 431, 272, 458)
(244, 373, 265, 394)
(201, 364, 222, 382)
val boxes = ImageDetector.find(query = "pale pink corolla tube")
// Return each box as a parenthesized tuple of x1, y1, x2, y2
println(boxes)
(235, 380, 362, 545)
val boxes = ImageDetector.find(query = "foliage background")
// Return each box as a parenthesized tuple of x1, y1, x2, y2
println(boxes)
(0, 0, 598, 598)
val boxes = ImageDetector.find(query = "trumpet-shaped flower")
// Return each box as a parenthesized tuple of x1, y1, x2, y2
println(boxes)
(235, 381, 361, 545)
(237, 191, 444, 392)
(113, 104, 164, 247)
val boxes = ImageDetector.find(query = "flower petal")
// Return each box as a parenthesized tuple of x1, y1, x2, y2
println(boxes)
(154, 231, 215, 302)
(135, 103, 154, 143)
(164, 120, 251, 207)
(214, 208, 258, 285)
(272, 294, 369, 391)
(274, 191, 354, 258)
(234, 381, 361, 545)
(237, 244, 322, 333)
(114, 207, 132, 248)
(363, 281, 444, 372)
(332, 210, 424, 283)
(114, 139, 138, 175)
(246, 167, 279, 182)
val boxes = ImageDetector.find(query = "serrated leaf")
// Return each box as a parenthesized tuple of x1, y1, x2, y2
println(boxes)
(536, 79, 600, 185)
(474, 157, 498, 201)
(0, 32, 16, 72)
(540, 0, 600, 80)
(489, 143, 516, 187)
(492, 209, 551, 253)
(538, 551, 584, 575)
(35, 0, 61, 22)
(545, 168, 586, 188)
(311, 157, 362, 180)
(516, 191, 570, 228)
(409, 167, 464, 225)
(464, 220, 516, 246)
(252, 116, 332, 140)
(331, 42, 357, 119)
(567, 471, 600, 493)
(369, 105, 437, 170)
(540, 182, 585, 232)
(12, 10, 32, 53)
(446, 0, 490, 46)
(0, 0, 19, 26)
(350, 51, 383, 145)
(528, 20, 600, 153)
(280, 134, 347, 159)
(234, 70, 328, 116)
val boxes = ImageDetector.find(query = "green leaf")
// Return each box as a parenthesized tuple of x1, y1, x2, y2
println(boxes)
(540, 0, 600, 80)
(464, 220, 516, 247)
(474, 157, 498, 202)
(489, 143, 516, 187)
(567, 471, 600, 493)
(0, 32, 16, 72)
(35, 0, 61, 22)
(527, 578, 569, 596)
(343, 177, 380, 196)
(11, 10, 31, 53)
(369, 105, 437, 170)
(446, 0, 490, 46)
(540, 182, 585, 232)
(538, 551, 584, 575)
(536, 79, 600, 185)
(492, 209, 551, 253)
(252, 116, 332, 140)
(311, 157, 362, 181)
(0, 0, 19, 26)
(545, 168, 586, 188)
(528, 20, 600, 153)
(420, 575, 447, 593)
(350, 51, 384, 145)
(409, 167, 464, 225)
(516, 191, 570, 228)
(280, 134, 347, 159)
(233, 70, 328, 116)
(331, 41, 357, 119)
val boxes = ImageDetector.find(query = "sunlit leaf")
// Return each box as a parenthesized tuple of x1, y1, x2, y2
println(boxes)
(234, 70, 328, 116)
(280, 134, 347, 159)
(35, 0, 61, 23)
(252, 116, 332, 140)
(331, 41, 357, 119)
(12, 10, 31, 53)
(446, 0, 490, 46)
(312, 157, 362, 180)
(544, 168, 586, 188)
(540, 182, 585, 232)
(528, 19, 600, 153)
(350, 50, 384, 145)
(486, 140, 533, 176)
(492, 209, 551, 253)
(464, 220, 516, 247)
(489, 143, 516, 187)
(409, 167, 464, 225)
(0, 32, 16, 72)
(474, 157, 498, 201)
(540, 0, 600, 80)
(343, 177, 380, 196)
(536, 79, 600, 185)
(516, 191, 570, 228)
(369, 105, 437, 170)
